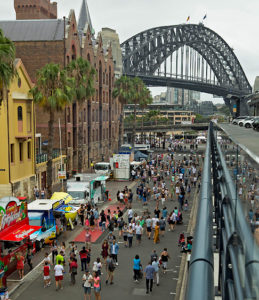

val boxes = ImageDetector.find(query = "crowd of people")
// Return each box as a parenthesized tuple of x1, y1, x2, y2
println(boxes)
(37, 150, 201, 298)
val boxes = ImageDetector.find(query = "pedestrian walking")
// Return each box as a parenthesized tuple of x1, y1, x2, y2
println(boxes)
(110, 240, 119, 265)
(16, 252, 24, 279)
(69, 257, 78, 285)
(133, 255, 142, 282)
(106, 254, 115, 285)
(82, 270, 93, 300)
(101, 240, 109, 265)
(43, 261, 51, 288)
(26, 248, 33, 270)
(79, 247, 88, 271)
(153, 222, 160, 244)
(144, 261, 155, 294)
(146, 216, 152, 240)
(93, 271, 101, 300)
(85, 228, 92, 250)
(54, 260, 64, 291)
(135, 221, 143, 245)
(160, 248, 170, 274)
(127, 224, 134, 248)
(152, 257, 160, 286)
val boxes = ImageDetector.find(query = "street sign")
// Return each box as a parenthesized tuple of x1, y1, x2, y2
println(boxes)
(58, 171, 66, 180)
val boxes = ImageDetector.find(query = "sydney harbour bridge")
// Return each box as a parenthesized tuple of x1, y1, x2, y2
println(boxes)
(121, 23, 252, 115)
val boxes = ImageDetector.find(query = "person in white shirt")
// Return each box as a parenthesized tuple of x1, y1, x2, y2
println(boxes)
(135, 222, 143, 245)
(82, 270, 93, 300)
(152, 217, 159, 229)
(152, 257, 160, 286)
(128, 208, 133, 223)
(54, 260, 64, 291)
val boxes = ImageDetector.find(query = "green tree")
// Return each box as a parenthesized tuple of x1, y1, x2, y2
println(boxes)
(67, 58, 96, 172)
(0, 29, 16, 103)
(31, 63, 74, 197)
(112, 76, 133, 147)
(139, 87, 152, 143)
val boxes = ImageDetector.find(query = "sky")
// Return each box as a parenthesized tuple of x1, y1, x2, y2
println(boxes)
(1, 0, 259, 103)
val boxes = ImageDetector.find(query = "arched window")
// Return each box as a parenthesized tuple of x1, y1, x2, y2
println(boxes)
(18, 106, 23, 120)
(72, 45, 76, 60)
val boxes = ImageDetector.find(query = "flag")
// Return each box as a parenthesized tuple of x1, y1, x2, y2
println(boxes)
(203, 14, 207, 20)
(186, 16, 190, 22)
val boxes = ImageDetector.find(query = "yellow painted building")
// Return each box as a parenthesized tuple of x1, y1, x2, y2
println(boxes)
(0, 59, 36, 198)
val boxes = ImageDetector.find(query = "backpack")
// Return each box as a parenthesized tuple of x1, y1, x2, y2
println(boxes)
(108, 259, 115, 272)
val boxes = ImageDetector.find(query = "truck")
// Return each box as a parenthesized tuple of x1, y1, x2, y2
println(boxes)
(67, 174, 108, 206)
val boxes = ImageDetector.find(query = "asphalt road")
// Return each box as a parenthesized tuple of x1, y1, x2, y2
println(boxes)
(11, 153, 202, 300)
(219, 123, 259, 162)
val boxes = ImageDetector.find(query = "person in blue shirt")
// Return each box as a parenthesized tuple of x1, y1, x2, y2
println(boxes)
(110, 240, 119, 266)
(133, 255, 141, 282)
(162, 207, 168, 219)
(144, 262, 155, 294)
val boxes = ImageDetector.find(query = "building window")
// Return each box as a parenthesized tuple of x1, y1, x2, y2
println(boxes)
(84, 108, 86, 122)
(92, 109, 95, 122)
(27, 141, 31, 159)
(84, 130, 86, 144)
(68, 132, 71, 147)
(18, 106, 23, 120)
(67, 107, 71, 123)
(10, 144, 14, 163)
(19, 142, 23, 161)
(67, 55, 70, 65)
(27, 111, 31, 132)
(96, 110, 98, 122)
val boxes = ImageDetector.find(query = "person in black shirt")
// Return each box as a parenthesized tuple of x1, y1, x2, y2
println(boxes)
(154, 207, 160, 218)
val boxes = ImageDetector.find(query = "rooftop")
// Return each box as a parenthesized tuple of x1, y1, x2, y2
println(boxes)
(0, 19, 65, 41)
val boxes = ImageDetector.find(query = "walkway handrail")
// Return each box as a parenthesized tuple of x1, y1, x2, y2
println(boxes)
(185, 122, 214, 300)
(211, 127, 259, 299)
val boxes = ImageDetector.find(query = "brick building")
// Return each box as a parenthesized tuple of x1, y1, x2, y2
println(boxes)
(0, 0, 122, 185)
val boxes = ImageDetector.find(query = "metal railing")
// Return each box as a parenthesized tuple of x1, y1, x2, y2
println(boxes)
(36, 149, 62, 164)
(211, 128, 259, 300)
(186, 122, 214, 300)
(185, 122, 259, 299)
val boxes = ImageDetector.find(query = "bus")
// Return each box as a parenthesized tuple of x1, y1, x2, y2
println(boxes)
(94, 162, 112, 177)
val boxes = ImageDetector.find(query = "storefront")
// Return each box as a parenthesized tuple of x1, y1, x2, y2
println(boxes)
(0, 197, 41, 286)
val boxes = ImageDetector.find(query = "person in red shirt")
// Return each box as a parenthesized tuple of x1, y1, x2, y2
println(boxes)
(69, 258, 78, 285)
(43, 261, 50, 288)
(79, 247, 88, 271)
(16, 253, 24, 279)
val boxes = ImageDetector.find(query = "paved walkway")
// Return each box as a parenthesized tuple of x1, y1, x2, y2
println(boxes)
(11, 154, 202, 300)
(218, 123, 259, 163)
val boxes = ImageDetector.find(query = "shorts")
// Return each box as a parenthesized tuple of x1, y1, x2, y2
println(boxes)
(160, 227, 165, 231)
(162, 262, 167, 269)
(84, 287, 91, 294)
(136, 234, 141, 241)
(55, 275, 63, 281)
(123, 235, 128, 241)
(147, 227, 151, 232)
(44, 276, 50, 280)
(94, 287, 101, 293)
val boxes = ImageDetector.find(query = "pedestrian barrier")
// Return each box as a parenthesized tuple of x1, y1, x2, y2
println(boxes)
(185, 122, 259, 300)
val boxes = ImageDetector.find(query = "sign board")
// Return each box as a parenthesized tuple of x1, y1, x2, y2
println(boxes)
(58, 171, 66, 180)
(113, 154, 130, 169)
(181, 121, 192, 125)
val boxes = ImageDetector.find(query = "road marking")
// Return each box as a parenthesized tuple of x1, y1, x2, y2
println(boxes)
(173, 270, 177, 273)
(170, 292, 176, 295)
(175, 266, 180, 268)
(118, 242, 124, 244)
(172, 278, 179, 280)
(164, 269, 174, 272)
(178, 255, 182, 258)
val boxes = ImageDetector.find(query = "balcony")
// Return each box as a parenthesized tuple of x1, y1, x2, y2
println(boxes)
(36, 149, 62, 164)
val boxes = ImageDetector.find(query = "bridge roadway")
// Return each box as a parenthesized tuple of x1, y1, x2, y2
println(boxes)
(124, 122, 209, 133)
(218, 123, 259, 164)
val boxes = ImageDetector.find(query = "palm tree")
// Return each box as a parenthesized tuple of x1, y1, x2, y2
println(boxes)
(129, 77, 146, 149)
(0, 29, 16, 103)
(112, 76, 133, 147)
(139, 87, 153, 143)
(67, 58, 96, 173)
(31, 63, 74, 197)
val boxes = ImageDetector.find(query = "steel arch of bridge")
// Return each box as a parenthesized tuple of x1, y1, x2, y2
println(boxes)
(121, 24, 252, 98)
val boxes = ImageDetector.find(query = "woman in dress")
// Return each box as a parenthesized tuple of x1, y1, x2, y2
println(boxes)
(101, 240, 109, 266)
(16, 252, 25, 279)
(153, 222, 160, 244)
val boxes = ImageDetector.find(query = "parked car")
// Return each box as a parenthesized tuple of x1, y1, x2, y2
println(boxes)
(252, 118, 259, 131)
(242, 116, 259, 128)
(232, 116, 249, 125)
(239, 117, 254, 127)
